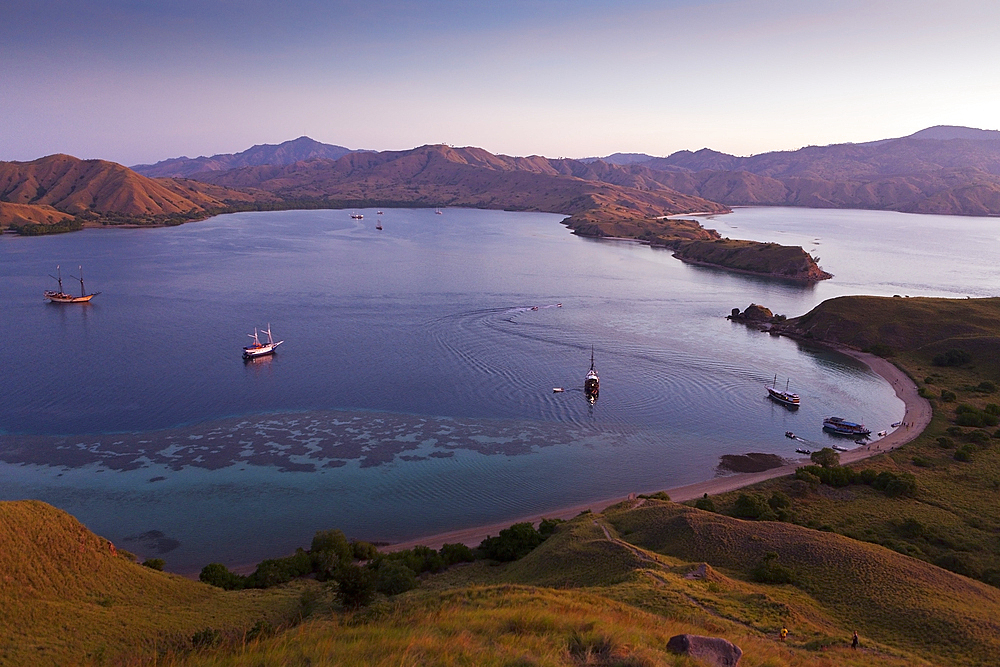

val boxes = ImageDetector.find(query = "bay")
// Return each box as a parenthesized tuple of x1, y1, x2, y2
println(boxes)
(3, 206, 968, 571)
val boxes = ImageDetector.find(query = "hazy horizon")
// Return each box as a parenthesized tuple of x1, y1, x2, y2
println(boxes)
(3, 0, 999, 166)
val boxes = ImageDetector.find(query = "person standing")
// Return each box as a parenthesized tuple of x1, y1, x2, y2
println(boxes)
(852, 630, 859, 649)
(780, 627, 788, 642)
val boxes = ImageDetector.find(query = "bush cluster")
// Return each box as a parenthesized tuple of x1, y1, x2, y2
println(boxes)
(933, 349, 972, 367)
(479, 519, 562, 561)
(955, 403, 1000, 427)
(795, 465, 917, 497)
(750, 551, 795, 584)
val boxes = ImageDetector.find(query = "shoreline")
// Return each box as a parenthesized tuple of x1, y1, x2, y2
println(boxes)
(386, 344, 932, 553)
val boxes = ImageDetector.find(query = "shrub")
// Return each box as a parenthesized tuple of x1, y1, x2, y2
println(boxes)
(912, 456, 933, 468)
(933, 349, 972, 367)
(866, 343, 894, 357)
(986, 403, 1000, 416)
(246, 619, 273, 642)
(918, 387, 934, 398)
(968, 429, 992, 445)
(142, 558, 165, 571)
(898, 518, 925, 539)
(335, 564, 376, 608)
(246, 549, 313, 589)
(978, 381, 997, 393)
(733, 493, 776, 521)
(768, 491, 791, 510)
(479, 522, 546, 561)
(383, 545, 445, 575)
(375, 561, 419, 595)
(439, 542, 475, 566)
(199, 563, 245, 590)
(873, 471, 918, 497)
(695, 495, 717, 512)
(937, 436, 955, 449)
(924, 376, 935, 384)
(794, 468, 820, 487)
(750, 552, 795, 584)
(954, 445, 974, 462)
(351, 540, 379, 561)
(538, 517, 565, 537)
(940, 389, 957, 402)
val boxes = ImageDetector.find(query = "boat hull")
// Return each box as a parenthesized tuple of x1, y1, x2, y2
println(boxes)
(45, 291, 96, 303)
(823, 417, 870, 437)
(766, 386, 800, 408)
(243, 345, 277, 359)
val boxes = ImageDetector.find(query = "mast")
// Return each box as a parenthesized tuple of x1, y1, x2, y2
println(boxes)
(49, 265, 64, 293)
(590, 346, 596, 372)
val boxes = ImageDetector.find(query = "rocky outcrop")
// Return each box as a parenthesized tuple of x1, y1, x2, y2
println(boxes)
(666, 634, 743, 666)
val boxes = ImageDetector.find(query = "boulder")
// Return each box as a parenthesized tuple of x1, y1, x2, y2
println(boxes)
(741, 303, 773, 321)
(666, 634, 742, 666)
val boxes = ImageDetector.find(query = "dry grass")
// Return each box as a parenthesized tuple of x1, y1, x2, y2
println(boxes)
(0, 500, 311, 666)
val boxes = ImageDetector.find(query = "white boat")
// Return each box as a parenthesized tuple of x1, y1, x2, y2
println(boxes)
(832, 444, 850, 452)
(823, 416, 871, 436)
(45, 265, 100, 303)
(552, 387, 564, 393)
(377, 210, 384, 215)
(350, 213, 364, 219)
(766, 375, 800, 408)
(795, 448, 812, 455)
(434, 209, 443, 215)
(891, 421, 902, 428)
(243, 324, 283, 359)
(584, 347, 599, 402)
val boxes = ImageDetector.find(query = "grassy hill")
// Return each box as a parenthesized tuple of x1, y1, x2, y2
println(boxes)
(0, 500, 311, 666)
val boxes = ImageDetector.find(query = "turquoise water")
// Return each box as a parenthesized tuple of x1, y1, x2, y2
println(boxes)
(0, 206, 953, 571)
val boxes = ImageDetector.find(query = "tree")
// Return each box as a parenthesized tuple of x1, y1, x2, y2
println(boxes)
(479, 522, 545, 561)
(375, 561, 418, 595)
(810, 447, 840, 468)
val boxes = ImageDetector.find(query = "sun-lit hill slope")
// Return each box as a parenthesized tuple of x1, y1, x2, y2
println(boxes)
(0, 500, 306, 666)
(601, 501, 1000, 666)
(0, 201, 74, 226)
(0, 154, 272, 226)
(131, 136, 355, 178)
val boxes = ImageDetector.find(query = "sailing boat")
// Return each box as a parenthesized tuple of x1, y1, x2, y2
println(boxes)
(243, 324, 284, 359)
(765, 374, 800, 408)
(584, 347, 600, 402)
(44, 265, 100, 303)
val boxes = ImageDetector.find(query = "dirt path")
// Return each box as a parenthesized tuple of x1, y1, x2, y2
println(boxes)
(387, 347, 931, 552)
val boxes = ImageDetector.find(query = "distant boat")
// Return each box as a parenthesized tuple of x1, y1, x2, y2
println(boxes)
(877, 430, 888, 438)
(376, 223, 382, 230)
(45, 265, 99, 303)
(377, 210, 383, 215)
(351, 213, 364, 219)
(243, 324, 283, 360)
(891, 421, 902, 428)
(832, 444, 850, 452)
(823, 417, 871, 436)
(785, 431, 796, 439)
(584, 347, 599, 403)
(552, 387, 564, 393)
(766, 375, 800, 408)
(795, 448, 812, 455)
(434, 209, 443, 215)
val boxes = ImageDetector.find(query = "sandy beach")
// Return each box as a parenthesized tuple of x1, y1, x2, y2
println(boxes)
(387, 345, 932, 552)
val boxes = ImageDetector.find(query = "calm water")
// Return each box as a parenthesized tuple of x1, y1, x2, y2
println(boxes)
(4, 205, 986, 571)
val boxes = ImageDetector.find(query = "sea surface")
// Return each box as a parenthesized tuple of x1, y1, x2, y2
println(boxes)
(2, 206, 992, 571)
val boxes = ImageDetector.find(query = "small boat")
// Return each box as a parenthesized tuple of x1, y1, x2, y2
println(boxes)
(350, 213, 364, 219)
(584, 347, 599, 403)
(376, 223, 382, 230)
(877, 430, 888, 438)
(891, 421, 902, 428)
(795, 448, 812, 455)
(530, 306, 538, 311)
(823, 416, 871, 436)
(243, 324, 283, 360)
(832, 444, 850, 452)
(377, 210, 383, 215)
(45, 265, 100, 303)
(785, 431, 796, 439)
(434, 209, 443, 215)
(766, 375, 800, 408)
(552, 387, 564, 393)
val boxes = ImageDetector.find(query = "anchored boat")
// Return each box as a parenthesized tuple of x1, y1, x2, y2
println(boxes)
(584, 347, 600, 403)
(44, 265, 100, 303)
(243, 324, 283, 360)
(823, 416, 871, 437)
(766, 375, 800, 408)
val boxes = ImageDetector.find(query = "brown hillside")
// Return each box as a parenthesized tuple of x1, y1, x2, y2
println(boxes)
(0, 154, 271, 220)
(196, 144, 728, 218)
(0, 201, 74, 226)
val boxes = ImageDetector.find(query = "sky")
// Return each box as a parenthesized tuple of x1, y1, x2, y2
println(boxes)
(2, 0, 999, 166)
